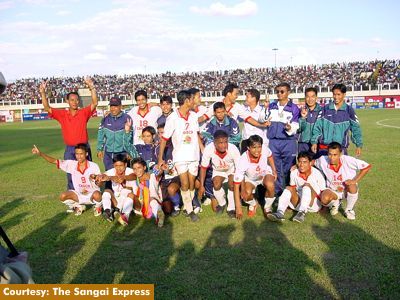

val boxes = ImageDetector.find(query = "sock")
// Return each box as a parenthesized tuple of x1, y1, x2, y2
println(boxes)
(121, 197, 133, 217)
(244, 199, 257, 210)
(264, 197, 275, 212)
(150, 199, 160, 218)
(345, 192, 358, 211)
(277, 189, 291, 214)
(181, 190, 193, 213)
(227, 190, 235, 211)
(102, 192, 112, 211)
(213, 188, 226, 207)
(170, 193, 181, 210)
(298, 186, 312, 212)
(62, 199, 76, 208)
(328, 199, 340, 208)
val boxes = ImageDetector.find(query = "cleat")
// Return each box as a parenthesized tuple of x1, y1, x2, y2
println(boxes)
(344, 209, 356, 220)
(103, 209, 114, 222)
(247, 204, 258, 218)
(227, 210, 236, 219)
(73, 204, 86, 216)
(267, 211, 285, 223)
(330, 205, 339, 216)
(114, 210, 128, 226)
(189, 212, 199, 222)
(215, 204, 226, 214)
(93, 205, 102, 217)
(293, 210, 306, 223)
(170, 209, 180, 217)
(157, 209, 165, 228)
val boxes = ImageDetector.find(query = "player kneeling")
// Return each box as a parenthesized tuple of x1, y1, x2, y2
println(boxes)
(31, 144, 102, 215)
(267, 151, 326, 223)
(198, 130, 241, 219)
(131, 158, 165, 227)
(95, 154, 135, 226)
(315, 142, 371, 220)
(233, 135, 277, 219)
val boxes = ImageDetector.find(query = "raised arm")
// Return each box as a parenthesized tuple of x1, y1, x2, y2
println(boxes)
(39, 81, 52, 114)
(84, 77, 98, 111)
(31, 145, 57, 164)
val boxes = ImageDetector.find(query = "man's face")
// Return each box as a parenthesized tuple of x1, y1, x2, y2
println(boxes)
(214, 137, 228, 153)
(276, 86, 289, 101)
(297, 157, 312, 174)
(157, 127, 164, 138)
(245, 92, 256, 106)
(161, 101, 172, 115)
(214, 107, 226, 122)
(113, 161, 127, 175)
(67, 94, 80, 110)
(136, 95, 148, 109)
(186, 97, 195, 110)
(193, 92, 201, 106)
(333, 89, 345, 105)
(228, 88, 239, 103)
(110, 105, 122, 116)
(248, 143, 262, 159)
(74, 148, 87, 163)
(142, 130, 153, 144)
(133, 162, 146, 178)
(328, 148, 342, 165)
(305, 91, 317, 108)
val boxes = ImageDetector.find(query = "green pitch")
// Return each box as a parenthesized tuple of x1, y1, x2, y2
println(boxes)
(0, 110, 399, 298)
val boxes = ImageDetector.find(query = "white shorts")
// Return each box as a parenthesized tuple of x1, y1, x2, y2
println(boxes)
(175, 161, 199, 176)
(244, 176, 263, 193)
(70, 190, 98, 205)
(288, 197, 322, 212)
(212, 167, 234, 180)
(325, 188, 346, 200)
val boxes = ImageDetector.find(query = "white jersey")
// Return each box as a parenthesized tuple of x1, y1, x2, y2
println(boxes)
(233, 145, 273, 183)
(194, 105, 209, 131)
(289, 167, 326, 196)
(128, 104, 162, 145)
(58, 160, 100, 194)
(204, 100, 249, 122)
(315, 155, 371, 192)
(104, 167, 134, 196)
(132, 173, 161, 202)
(162, 110, 200, 163)
(201, 143, 240, 174)
(242, 104, 268, 144)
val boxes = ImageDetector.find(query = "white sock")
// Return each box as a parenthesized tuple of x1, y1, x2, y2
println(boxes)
(150, 199, 160, 218)
(102, 192, 112, 211)
(121, 197, 133, 217)
(189, 189, 195, 200)
(181, 190, 193, 213)
(244, 199, 256, 209)
(328, 199, 340, 208)
(62, 199, 76, 208)
(213, 188, 226, 207)
(345, 192, 358, 211)
(264, 197, 275, 212)
(277, 189, 291, 214)
(227, 190, 235, 211)
(298, 186, 312, 212)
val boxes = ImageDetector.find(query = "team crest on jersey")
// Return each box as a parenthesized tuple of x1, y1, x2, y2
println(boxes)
(184, 135, 192, 144)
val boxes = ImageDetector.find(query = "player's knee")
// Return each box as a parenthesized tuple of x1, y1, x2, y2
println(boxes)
(59, 192, 69, 202)
(92, 191, 102, 201)
(242, 191, 253, 201)
(346, 185, 358, 194)
(167, 186, 177, 196)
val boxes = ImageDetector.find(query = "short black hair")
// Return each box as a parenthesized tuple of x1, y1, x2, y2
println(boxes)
(113, 153, 128, 164)
(276, 82, 291, 91)
(305, 87, 318, 96)
(248, 135, 263, 147)
(188, 88, 200, 96)
(177, 90, 191, 106)
(157, 123, 165, 129)
(75, 143, 88, 153)
(213, 101, 226, 112)
(134, 89, 147, 100)
(142, 126, 156, 136)
(160, 95, 173, 104)
(222, 83, 239, 97)
(66, 92, 79, 100)
(331, 83, 347, 93)
(131, 157, 147, 170)
(297, 151, 313, 161)
(247, 88, 260, 102)
(328, 142, 343, 152)
(213, 130, 228, 140)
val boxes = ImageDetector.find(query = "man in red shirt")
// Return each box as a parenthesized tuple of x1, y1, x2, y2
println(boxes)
(39, 77, 98, 189)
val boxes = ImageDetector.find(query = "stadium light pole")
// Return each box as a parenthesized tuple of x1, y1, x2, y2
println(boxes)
(272, 48, 278, 68)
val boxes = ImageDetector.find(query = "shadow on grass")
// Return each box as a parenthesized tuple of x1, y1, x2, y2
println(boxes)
(313, 215, 400, 299)
(0, 198, 28, 228)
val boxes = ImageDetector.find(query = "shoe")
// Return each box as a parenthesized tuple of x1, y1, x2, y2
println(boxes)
(157, 209, 165, 228)
(227, 210, 236, 219)
(189, 212, 199, 222)
(203, 198, 212, 206)
(93, 205, 102, 217)
(247, 204, 258, 218)
(170, 209, 180, 217)
(103, 209, 114, 222)
(266, 211, 285, 222)
(73, 204, 86, 216)
(330, 204, 339, 216)
(193, 206, 202, 214)
(344, 209, 356, 220)
(263, 208, 272, 219)
(114, 211, 128, 226)
(183, 210, 189, 217)
(63, 200, 76, 213)
(293, 211, 306, 223)
(215, 204, 226, 214)
(66, 207, 74, 213)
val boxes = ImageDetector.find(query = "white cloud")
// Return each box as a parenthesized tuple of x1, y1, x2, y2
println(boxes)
(93, 44, 107, 51)
(120, 53, 134, 59)
(56, 10, 71, 16)
(0, 1, 13, 10)
(190, 0, 258, 17)
(84, 52, 107, 60)
(331, 38, 352, 45)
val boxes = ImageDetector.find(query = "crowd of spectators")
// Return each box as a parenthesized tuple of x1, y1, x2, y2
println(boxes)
(1, 60, 399, 105)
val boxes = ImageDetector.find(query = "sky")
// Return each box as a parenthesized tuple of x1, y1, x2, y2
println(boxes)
(0, 0, 399, 80)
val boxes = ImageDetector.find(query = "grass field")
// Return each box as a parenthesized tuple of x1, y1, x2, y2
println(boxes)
(0, 109, 399, 299)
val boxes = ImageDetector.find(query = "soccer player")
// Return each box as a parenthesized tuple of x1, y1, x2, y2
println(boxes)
(39, 78, 98, 189)
(156, 95, 174, 127)
(202, 102, 242, 148)
(128, 90, 163, 145)
(267, 151, 326, 223)
(97, 154, 135, 226)
(298, 87, 322, 153)
(31, 144, 102, 215)
(262, 82, 300, 195)
(233, 135, 277, 219)
(189, 88, 208, 131)
(199, 130, 241, 218)
(134, 126, 158, 171)
(315, 142, 371, 220)
(97, 96, 133, 170)
(311, 84, 363, 157)
(158, 90, 204, 222)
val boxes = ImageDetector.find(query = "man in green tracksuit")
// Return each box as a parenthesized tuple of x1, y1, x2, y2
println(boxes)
(311, 84, 363, 157)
